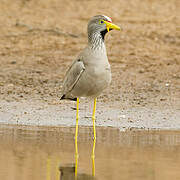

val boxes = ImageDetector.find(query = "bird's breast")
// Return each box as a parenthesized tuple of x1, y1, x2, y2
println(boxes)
(83, 62, 112, 96)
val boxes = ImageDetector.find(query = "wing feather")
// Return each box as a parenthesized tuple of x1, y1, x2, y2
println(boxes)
(62, 59, 85, 95)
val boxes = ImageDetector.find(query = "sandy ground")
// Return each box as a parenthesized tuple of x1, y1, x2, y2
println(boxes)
(0, 0, 179, 129)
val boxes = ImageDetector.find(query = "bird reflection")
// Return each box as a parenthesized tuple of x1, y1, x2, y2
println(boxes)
(59, 164, 96, 180)
(46, 156, 60, 180)
(91, 136, 96, 177)
(59, 164, 75, 180)
(46, 157, 51, 180)
(58, 135, 97, 180)
(46, 130, 96, 180)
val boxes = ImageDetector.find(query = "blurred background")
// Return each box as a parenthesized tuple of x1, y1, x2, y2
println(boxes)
(0, 0, 179, 108)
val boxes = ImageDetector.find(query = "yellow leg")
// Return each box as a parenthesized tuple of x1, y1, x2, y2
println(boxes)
(92, 98, 97, 140)
(92, 136, 96, 176)
(75, 98, 79, 178)
(55, 158, 60, 180)
(91, 98, 97, 176)
(46, 156, 51, 180)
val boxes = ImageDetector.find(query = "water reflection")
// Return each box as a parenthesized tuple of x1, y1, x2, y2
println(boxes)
(0, 125, 180, 180)
(46, 156, 60, 180)
(45, 126, 97, 180)
(59, 164, 96, 180)
(59, 164, 75, 180)
(75, 126, 96, 179)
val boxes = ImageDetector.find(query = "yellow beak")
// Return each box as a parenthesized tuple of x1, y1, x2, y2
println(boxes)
(104, 20, 121, 32)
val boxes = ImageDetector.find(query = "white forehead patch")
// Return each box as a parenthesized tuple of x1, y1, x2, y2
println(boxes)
(103, 15, 112, 22)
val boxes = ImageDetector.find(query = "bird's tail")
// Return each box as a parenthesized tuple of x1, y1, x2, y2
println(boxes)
(60, 94, 77, 101)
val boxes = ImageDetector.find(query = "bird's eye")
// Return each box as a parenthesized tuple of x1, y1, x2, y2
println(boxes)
(99, 20, 104, 24)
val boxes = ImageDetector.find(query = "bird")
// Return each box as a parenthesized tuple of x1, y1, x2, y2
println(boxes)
(60, 15, 121, 143)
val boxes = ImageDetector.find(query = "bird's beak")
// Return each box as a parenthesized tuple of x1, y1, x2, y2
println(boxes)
(104, 21, 121, 32)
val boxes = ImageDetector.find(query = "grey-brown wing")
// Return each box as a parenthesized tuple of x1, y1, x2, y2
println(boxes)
(62, 59, 85, 95)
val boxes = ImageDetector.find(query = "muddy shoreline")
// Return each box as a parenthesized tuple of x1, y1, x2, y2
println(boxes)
(0, 99, 179, 130)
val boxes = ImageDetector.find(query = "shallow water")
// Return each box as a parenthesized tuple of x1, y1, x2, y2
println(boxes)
(0, 125, 180, 180)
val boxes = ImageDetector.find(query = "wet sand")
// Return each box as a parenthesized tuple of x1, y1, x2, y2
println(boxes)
(0, 125, 180, 180)
(0, 99, 180, 130)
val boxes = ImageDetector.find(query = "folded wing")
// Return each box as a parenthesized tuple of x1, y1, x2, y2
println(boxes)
(61, 59, 85, 99)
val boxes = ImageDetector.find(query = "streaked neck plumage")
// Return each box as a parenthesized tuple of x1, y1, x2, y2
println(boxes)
(88, 31, 107, 54)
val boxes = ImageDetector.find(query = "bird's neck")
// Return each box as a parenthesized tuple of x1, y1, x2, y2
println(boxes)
(88, 31, 107, 54)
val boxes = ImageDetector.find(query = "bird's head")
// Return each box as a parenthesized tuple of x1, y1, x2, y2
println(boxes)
(88, 15, 121, 40)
